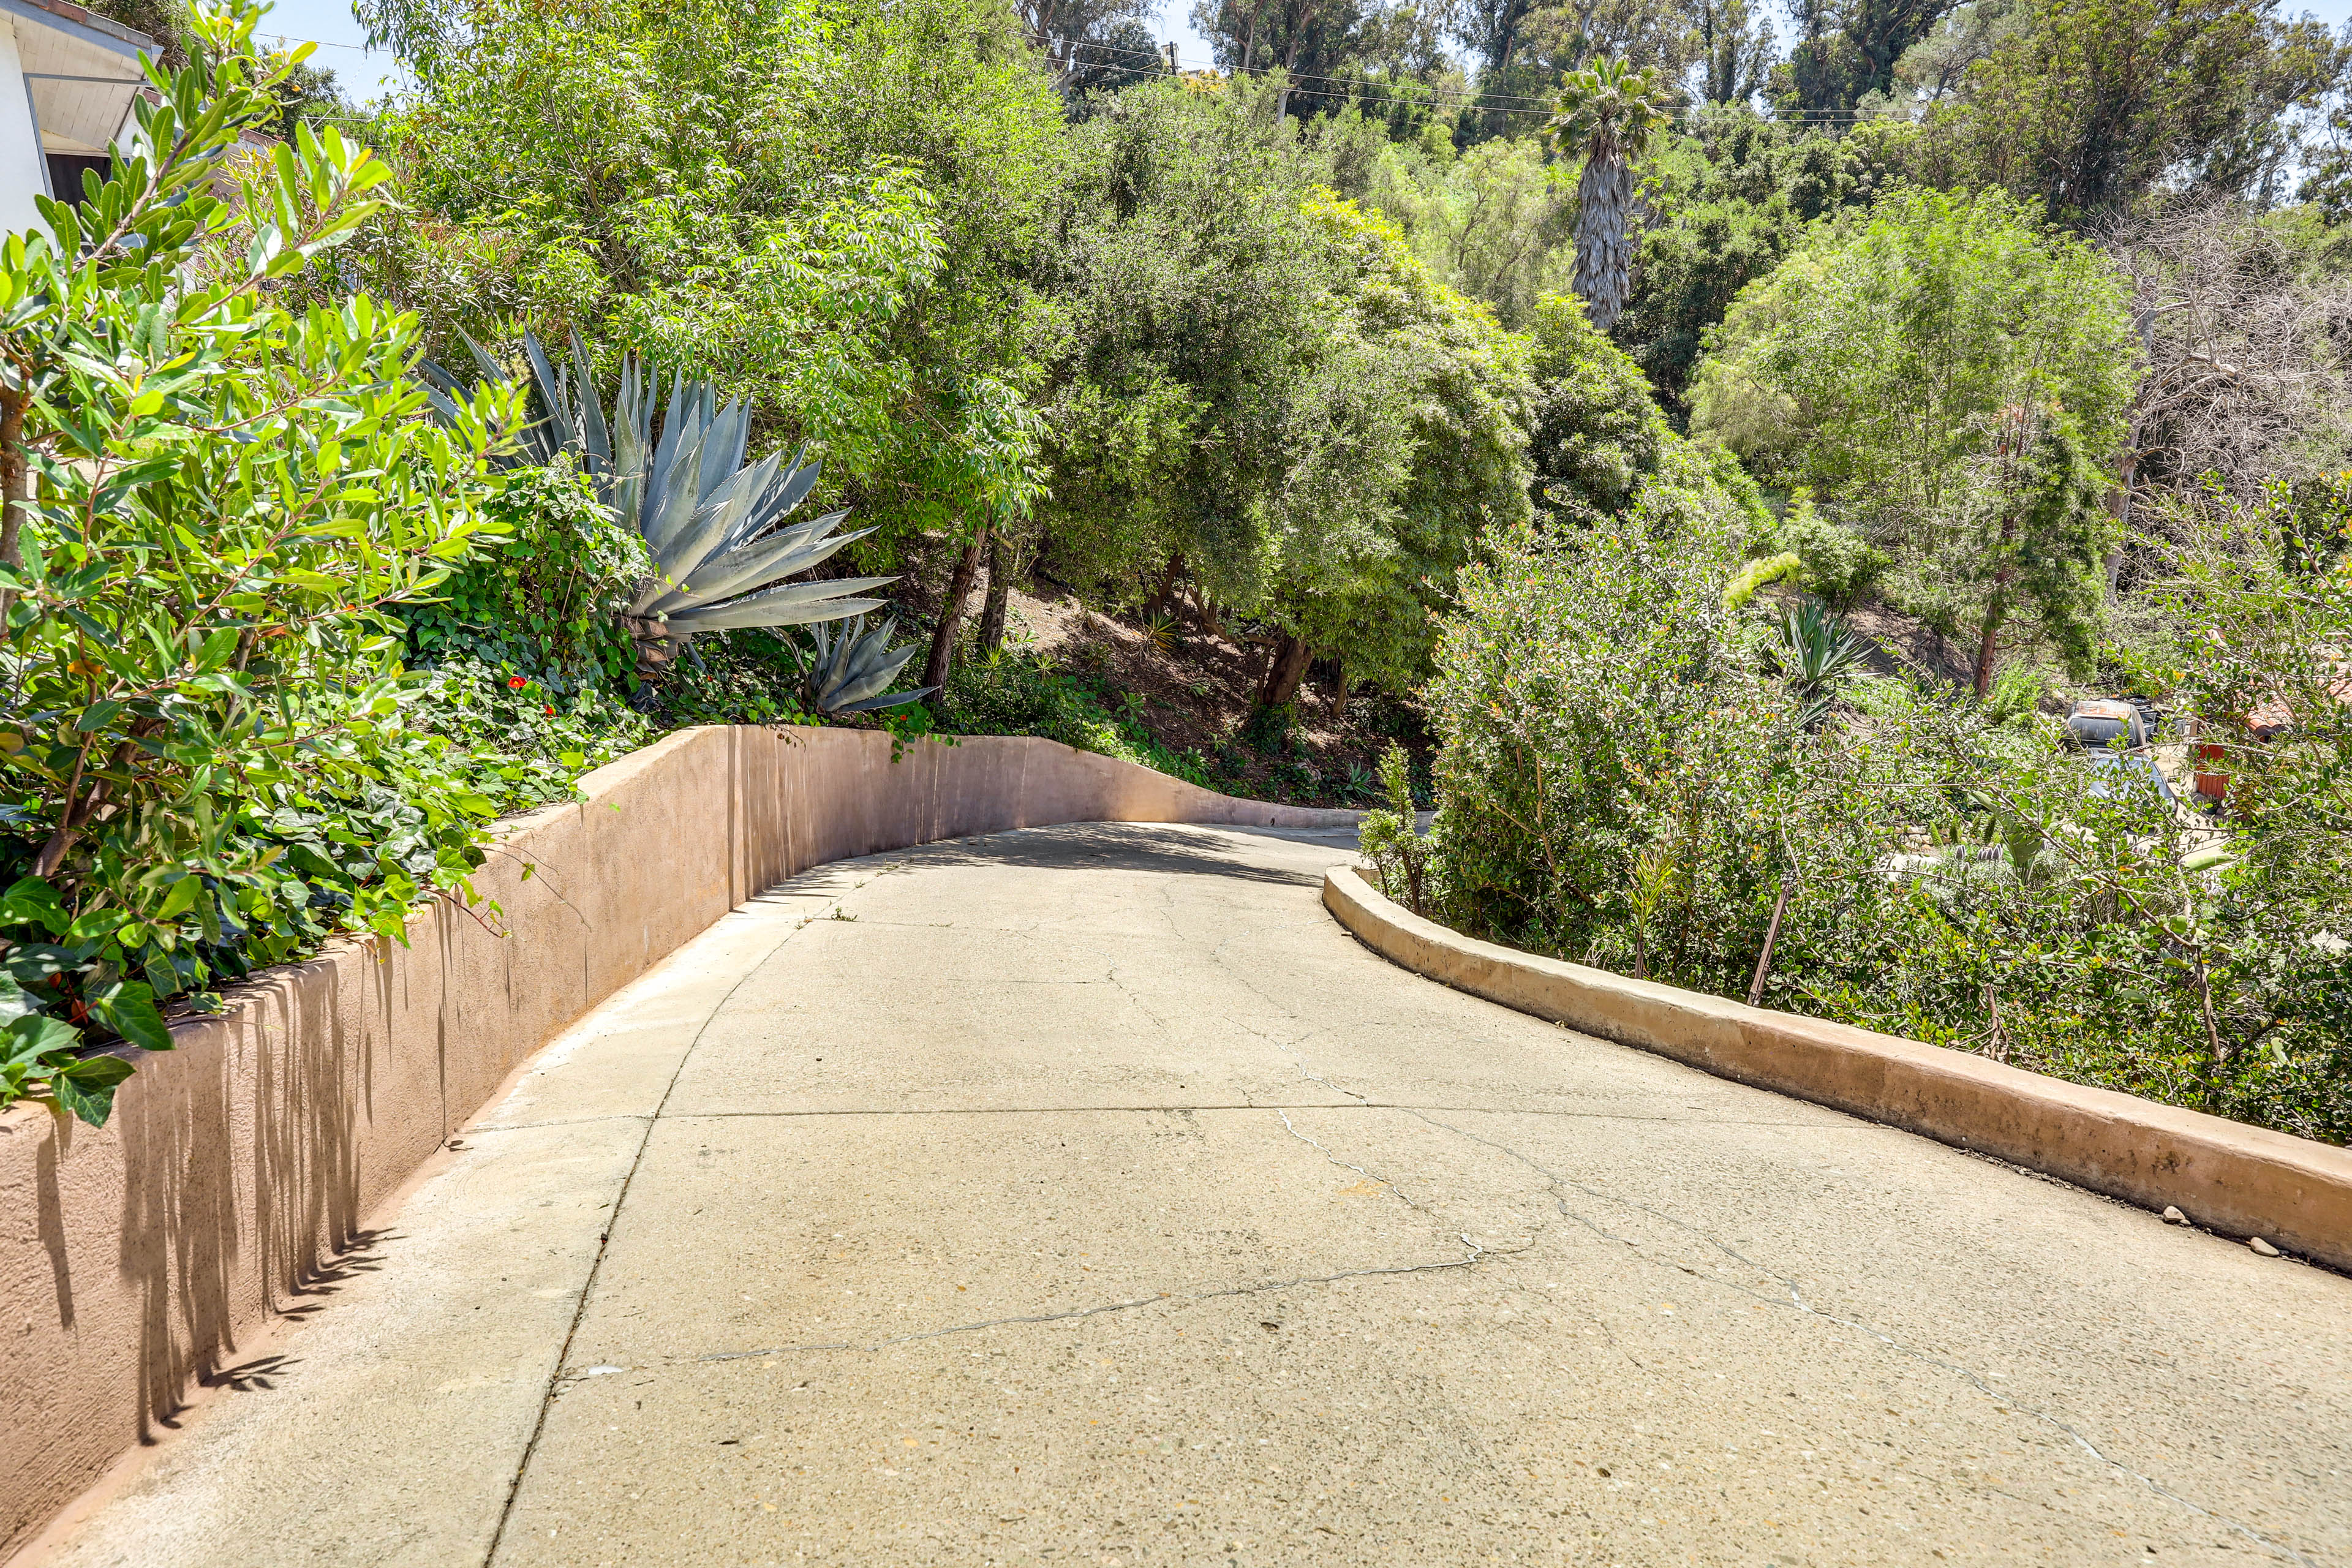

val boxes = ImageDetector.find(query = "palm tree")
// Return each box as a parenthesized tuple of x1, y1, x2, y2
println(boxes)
(1547, 58, 1678, 332)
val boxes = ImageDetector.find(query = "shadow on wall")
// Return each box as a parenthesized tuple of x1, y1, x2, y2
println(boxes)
(113, 956, 376, 1443)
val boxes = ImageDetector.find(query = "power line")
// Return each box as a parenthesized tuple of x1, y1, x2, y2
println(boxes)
(258, 32, 389, 57)
(1033, 26, 1865, 123)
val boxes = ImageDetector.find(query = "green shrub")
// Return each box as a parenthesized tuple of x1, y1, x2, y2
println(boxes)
(0, 3, 523, 1125)
(399, 462, 648, 695)
(1768, 488, 1884, 608)
(943, 649, 1208, 786)
(1417, 468, 2352, 1144)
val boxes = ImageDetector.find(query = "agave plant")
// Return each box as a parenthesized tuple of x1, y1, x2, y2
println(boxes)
(802, 616, 936, 717)
(1773, 597, 1868, 729)
(429, 331, 894, 668)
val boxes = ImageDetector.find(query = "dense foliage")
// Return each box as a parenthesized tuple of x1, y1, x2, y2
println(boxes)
(0, 7, 523, 1121)
(10, 0, 2352, 1149)
(1376, 478, 2352, 1142)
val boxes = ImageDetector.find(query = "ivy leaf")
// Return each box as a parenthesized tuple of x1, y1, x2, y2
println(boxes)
(2, 876, 70, 933)
(4, 1012, 79, 1066)
(51, 1054, 135, 1127)
(87, 980, 173, 1054)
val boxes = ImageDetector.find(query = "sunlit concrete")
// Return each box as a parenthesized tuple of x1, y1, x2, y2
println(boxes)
(27, 823, 2351, 1568)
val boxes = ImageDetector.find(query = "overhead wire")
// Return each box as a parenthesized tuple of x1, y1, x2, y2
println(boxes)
(1031, 28, 1867, 124)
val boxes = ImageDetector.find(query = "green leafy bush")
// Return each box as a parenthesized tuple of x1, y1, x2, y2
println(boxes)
(1766, 488, 1883, 608)
(0, 2, 521, 1124)
(1415, 469, 2352, 1144)
(399, 461, 647, 694)
(943, 650, 1208, 786)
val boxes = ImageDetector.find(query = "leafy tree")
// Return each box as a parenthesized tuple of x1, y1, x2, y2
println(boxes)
(1523, 293, 1670, 523)
(1692, 185, 2139, 692)
(1362, 132, 1576, 328)
(1615, 109, 1912, 410)
(1030, 77, 1337, 620)
(1547, 56, 1678, 331)
(1033, 83, 1532, 708)
(1018, 0, 1158, 88)
(1863, 0, 2024, 113)
(1773, 0, 1954, 116)
(0, 1, 518, 1121)
(1193, 0, 1369, 120)
(1255, 195, 1536, 707)
(1455, 0, 1698, 146)
(369, 0, 1060, 690)
(1693, 0, 1776, 107)
(1929, 0, 2347, 221)
(1066, 20, 1174, 102)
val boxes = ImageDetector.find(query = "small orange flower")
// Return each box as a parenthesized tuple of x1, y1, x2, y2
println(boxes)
(507, 676, 528, 690)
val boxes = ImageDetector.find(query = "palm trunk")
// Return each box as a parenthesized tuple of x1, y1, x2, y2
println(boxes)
(978, 532, 1012, 658)
(1574, 147, 1633, 331)
(924, 529, 987, 692)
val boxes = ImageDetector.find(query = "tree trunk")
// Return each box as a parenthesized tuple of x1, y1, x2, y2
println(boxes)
(923, 529, 987, 692)
(0, 388, 28, 628)
(1256, 633, 1313, 710)
(1274, 11, 1313, 122)
(1191, 587, 1223, 638)
(1140, 552, 1184, 619)
(978, 532, 1012, 658)
(1574, 147, 1633, 331)
(1972, 560, 2013, 699)
(2105, 442, 2140, 598)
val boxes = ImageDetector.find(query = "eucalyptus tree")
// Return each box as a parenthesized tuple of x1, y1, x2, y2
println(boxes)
(1547, 57, 1678, 331)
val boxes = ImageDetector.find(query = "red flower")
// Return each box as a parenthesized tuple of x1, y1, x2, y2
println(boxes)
(543, 704, 554, 715)
(507, 676, 528, 690)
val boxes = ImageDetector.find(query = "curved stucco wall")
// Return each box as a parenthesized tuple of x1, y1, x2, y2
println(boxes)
(0, 726, 1358, 1557)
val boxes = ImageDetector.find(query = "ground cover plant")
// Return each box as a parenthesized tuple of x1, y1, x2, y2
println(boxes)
(0, 4, 527, 1121)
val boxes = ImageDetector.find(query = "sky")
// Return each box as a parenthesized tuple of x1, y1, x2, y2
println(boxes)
(256, 0, 2352, 109)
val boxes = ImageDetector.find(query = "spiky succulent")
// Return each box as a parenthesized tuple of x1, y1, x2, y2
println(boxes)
(802, 616, 935, 716)
(430, 330, 892, 645)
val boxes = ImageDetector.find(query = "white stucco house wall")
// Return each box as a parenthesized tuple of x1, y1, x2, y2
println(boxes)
(0, 0, 152, 235)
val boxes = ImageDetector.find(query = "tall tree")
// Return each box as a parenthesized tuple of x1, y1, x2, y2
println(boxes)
(1694, 0, 1775, 106)
(1547, 56, 1677, 330)
(1935, 0, 2346, 221)
(1691, 186, 2139, 692)
(1016, 0, 1157, 89)
(1772, 0, 1953, 114)
(1195, 0, 1374, 119)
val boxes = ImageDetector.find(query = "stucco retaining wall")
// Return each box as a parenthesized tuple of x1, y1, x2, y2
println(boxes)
(1322, 865, 2352, 1275)
(0, 726, 1357, 1558)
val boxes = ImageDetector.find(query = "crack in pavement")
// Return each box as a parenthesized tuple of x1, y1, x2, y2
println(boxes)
(550, 1242, 1512, 1381)
(1246, 1008, 2323, 1567)
(1412, 1108, 2323, 1567)
(478, 870, 880, 1568)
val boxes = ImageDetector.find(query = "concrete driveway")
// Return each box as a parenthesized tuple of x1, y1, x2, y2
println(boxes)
(25, 823, 2352, 1568)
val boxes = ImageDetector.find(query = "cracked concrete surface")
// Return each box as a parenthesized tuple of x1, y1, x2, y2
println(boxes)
(23, 823, 2352, 1568)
